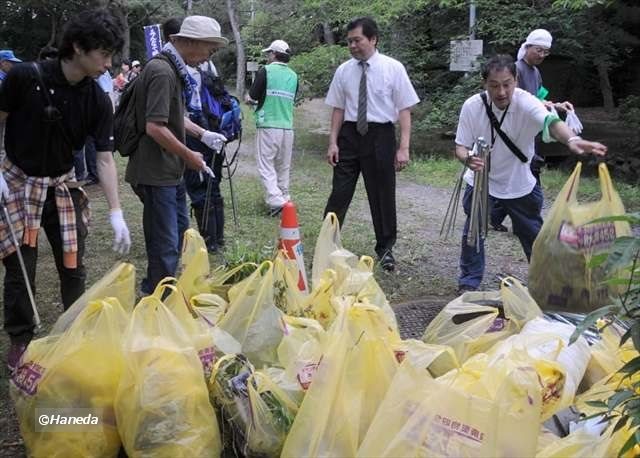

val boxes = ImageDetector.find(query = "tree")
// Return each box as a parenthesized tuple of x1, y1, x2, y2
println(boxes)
(226, 0, 246, 97)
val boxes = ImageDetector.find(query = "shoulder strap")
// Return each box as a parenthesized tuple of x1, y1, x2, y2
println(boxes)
(31, 62, 74, 149)
(480, 92, 527, 163)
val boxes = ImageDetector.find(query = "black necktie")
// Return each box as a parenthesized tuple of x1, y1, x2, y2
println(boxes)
(357, 61, 368, 136)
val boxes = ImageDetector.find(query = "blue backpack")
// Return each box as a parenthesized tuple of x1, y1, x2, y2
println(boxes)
(200, 70, 242, 142)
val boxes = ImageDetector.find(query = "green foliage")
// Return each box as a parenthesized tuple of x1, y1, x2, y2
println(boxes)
(619, 95, 640, 131)
(572, 212, 640, 455)
(289, 45, 350, 98)
(223, 239, 275, 283)
(416, 72, 482, 132)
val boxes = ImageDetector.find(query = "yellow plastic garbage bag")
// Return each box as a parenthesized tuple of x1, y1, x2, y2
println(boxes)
(536, 428, 611, 458)
(311, 212, 347, 289)
(392, 339, 460, 378)
(273, 252, 306, 316)
(50, 262, 135, 334)
(115, 295, 221, 458)
(359, 349, 543, 458)
(11, 298, 129, 458)
(301, 268, 338, 329)
(487, 317, 591, 417)
(530, 162, 631, 312)
(277, 315, 326, 391)
(422, 277, 542, 363)
(583, 321, 638, 389)
(204, 262, 258, 301)
(281, 303, 399, 458)
(422, 291, 517, 363)
(246, 371, 299, 457)
(218, 261, 285, 366)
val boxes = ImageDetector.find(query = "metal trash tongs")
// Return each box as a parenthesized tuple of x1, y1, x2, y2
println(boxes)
(440, 136, 491, 245)
(2, 205, 41, 328)
(467, 137, 491, 249)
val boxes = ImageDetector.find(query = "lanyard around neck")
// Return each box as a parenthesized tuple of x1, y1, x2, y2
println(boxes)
(489, 103, 509, 147)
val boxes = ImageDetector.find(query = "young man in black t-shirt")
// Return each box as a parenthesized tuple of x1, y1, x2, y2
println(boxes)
(0, 9, 131, 372)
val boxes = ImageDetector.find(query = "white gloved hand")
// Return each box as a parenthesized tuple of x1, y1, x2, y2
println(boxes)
(200, 130, 227, 152)
(109, 208, 131, 255)
(0, 171, 9, 202)
(565, 110, 583, 135)
(198, 164, 216, 182)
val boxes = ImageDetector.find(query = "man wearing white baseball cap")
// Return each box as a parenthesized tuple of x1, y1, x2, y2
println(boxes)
(125, 15, 229, 294)
(247, 39, 299, 216)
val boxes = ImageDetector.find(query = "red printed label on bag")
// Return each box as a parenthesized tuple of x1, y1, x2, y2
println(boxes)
(558, 221, 616, 253)
(297, 363, 319, 390)
(394, 350, 407, 363)
(12, 361, 45, 396)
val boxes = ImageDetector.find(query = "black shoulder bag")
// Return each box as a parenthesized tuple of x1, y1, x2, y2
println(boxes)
(480, 92, 527, 163)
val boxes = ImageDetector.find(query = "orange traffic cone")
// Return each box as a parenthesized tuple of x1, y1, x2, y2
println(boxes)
(278, 201, 309, 293)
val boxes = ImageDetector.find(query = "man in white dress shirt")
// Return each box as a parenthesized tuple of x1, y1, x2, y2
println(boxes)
(324, 16, 420, 271)
(454, 54, 607, 292)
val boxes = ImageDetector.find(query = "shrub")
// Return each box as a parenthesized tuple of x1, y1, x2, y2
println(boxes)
(289, 45, 350, 99)
(618, 95, 640, 132)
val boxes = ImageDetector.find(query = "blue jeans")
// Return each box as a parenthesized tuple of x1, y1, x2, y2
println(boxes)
(133, 183, 189, 295)
(459, 184, 544, 289)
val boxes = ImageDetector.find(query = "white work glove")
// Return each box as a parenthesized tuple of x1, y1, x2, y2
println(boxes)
(199, 164, 215, 182)
(200, 130, 227, 152)
(109, 208, 131, 255)
(0, 171, 8, 202)
(565, 110, 584, 135)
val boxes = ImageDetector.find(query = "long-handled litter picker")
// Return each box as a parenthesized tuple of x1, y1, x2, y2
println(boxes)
(440, 137, 491, 243)
(2, 205, 41, 328)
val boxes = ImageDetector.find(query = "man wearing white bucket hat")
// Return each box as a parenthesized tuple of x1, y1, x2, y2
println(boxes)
(247, 39, 299, 216)
(125, 15, 229, 294)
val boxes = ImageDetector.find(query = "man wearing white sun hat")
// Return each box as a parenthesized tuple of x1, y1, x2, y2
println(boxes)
(125, 15, 229, 294)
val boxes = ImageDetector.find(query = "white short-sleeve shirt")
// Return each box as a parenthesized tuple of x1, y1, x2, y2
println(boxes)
(455, 88, 549, 199)
(325, 51, 420, 123)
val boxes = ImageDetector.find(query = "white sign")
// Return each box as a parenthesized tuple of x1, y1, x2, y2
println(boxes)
(246, 61, 259, 72)
(450, 40, 483, 72)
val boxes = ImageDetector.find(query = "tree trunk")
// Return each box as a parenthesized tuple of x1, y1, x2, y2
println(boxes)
(185, 0, 193, 14)
(322, 22, 334, 45)
(226, 0, 245, 97)
(597, 61, 615, 110)
(111, 5, 131, 62)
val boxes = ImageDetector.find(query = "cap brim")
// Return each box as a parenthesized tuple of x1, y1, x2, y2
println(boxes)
(262, 47, 272, 53)
(170, 33, 229, 46)
(7, 58, 21, 63)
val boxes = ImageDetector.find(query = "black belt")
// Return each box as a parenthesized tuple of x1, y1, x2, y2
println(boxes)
(343, 121, 393, 128)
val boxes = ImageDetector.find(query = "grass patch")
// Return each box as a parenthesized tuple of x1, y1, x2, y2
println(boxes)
(406, 155, 640, 212)
(404, 155, 461, 188)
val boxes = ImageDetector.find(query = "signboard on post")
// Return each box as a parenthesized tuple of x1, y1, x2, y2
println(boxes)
(450, 40, 483, 72)
(246, 61, 259, 72)
(144, 24, 163, 60)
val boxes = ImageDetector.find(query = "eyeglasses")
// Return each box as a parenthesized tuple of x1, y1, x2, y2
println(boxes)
(533, 46, 551, 56)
